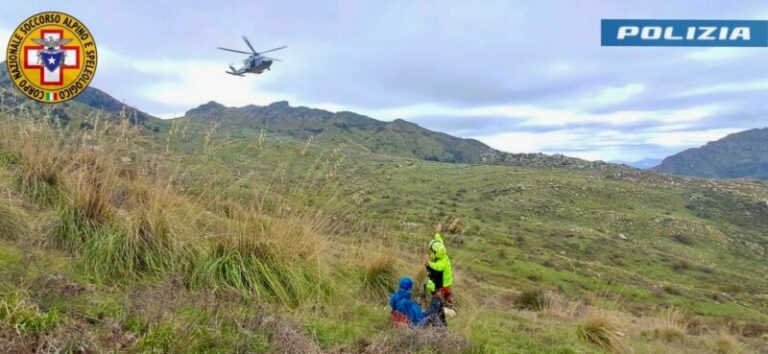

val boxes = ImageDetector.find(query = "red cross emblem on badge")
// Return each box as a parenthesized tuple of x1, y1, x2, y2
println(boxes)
(23, 29, 80, 86)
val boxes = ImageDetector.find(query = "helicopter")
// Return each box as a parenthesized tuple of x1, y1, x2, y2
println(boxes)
(217, 36, 286, 76)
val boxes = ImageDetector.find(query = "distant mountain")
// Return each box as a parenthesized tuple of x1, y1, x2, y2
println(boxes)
(0, 62, 154, 123)
(185, 100, 492, 163)
(185, 101, 493, 162)
(655, 128, 768, 180)
(612, 158, 662, 169)
(184, 100, 614, 168)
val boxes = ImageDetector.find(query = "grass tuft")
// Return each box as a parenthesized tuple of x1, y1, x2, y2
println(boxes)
(187, 214, 326, 306)
(713, 331, 741, 354)
(361, 253, 397, 298)
(0, 201, 27, 241)
(0, 291, 62, 336)
(576, 310, 630, 354)
(652, 307, 688, 342)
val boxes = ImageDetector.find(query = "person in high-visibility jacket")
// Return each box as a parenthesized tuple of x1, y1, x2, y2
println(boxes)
(425, 241, 453, 294)
(425, 229, 453, 325)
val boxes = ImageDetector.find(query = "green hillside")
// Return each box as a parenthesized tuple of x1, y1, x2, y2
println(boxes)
(0, 82, 767, 352)
(655, 128, 768, 180)
(183, 100, 495, 163)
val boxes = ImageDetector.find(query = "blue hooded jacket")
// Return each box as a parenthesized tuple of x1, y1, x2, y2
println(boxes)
(389, 277, 426, 325)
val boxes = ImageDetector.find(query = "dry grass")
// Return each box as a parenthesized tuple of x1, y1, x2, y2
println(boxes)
(576, 309, 630, 354)
(0, 105, 335, 298)
(260, 315, 322, 354)
(713, 331, 741, 354)
(0, 201, 27, 241)
(364, 327, 468, 354)
(540, 291, 583, 319)
(650, 307, 688, 342)
(187, 212, 328, 306)
(362, 253, 397, 299)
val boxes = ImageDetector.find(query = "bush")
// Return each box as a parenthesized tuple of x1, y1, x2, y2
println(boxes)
(671, 260, 690, 272)
(516, 288, 545, 311)
(672, 233, 692, 245)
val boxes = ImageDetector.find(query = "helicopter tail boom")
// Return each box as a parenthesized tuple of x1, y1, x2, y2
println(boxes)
(226, 65, 245, 76)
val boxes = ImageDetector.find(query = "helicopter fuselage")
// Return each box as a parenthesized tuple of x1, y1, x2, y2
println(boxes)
(219, 37, 284, 76)
(244, 56, 273, 74)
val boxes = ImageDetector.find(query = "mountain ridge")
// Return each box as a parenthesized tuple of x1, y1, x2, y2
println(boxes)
(654, 127, 768, 180)
(182, 99, 615, 168)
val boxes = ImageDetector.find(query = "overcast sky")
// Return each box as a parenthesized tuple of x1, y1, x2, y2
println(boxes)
(2, 1, 767, 161)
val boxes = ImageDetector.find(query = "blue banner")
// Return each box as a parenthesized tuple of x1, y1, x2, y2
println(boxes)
(601, 19, 768, 47)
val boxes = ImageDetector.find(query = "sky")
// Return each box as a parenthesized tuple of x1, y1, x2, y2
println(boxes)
(2, 1, 768, 162)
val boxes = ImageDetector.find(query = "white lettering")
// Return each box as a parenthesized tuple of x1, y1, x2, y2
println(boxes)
(699, 27, 717, 40)
(641, 26, 663, 39)
(664, 27, 682, 40)
(617, 26, 639, 39)
(730, 27, 750, 40)
(719, 27, 728, 40)
(686, 27, 696, 40)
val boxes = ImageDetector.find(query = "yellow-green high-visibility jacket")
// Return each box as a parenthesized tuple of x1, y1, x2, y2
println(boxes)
(429, 233, 448, 261)
(426, 240, 453, 292)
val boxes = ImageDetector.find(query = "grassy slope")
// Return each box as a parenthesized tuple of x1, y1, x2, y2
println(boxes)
(1, 107, 767, 353)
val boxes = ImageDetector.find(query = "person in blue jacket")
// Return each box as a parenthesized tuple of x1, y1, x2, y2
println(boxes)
(389, 277, 445, 327)
(390, 277, 425, 325)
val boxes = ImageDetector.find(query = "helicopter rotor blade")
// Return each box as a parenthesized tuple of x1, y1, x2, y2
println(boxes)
(217, 47, 253, 55)
(263, 56, 282, 62)
(258, 46, 287, 55)
(242, 36, 258, 54)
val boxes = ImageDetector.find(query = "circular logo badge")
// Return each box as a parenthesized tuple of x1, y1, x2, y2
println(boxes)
(5, 11, 97, 103)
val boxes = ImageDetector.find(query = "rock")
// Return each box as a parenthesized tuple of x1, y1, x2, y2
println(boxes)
(120, 156, 132, 164)
(618, 233, 628, 240)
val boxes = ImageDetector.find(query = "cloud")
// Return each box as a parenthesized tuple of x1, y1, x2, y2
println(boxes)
(688, 48, 754, 62)
(0, 27, 10, 58)
(676, 79, 768, 97)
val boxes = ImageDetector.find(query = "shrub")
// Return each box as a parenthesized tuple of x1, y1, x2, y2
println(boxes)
(516, 288, 545, 311)
(672, 233, 692, 245)
(671, 260, 690, 272)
